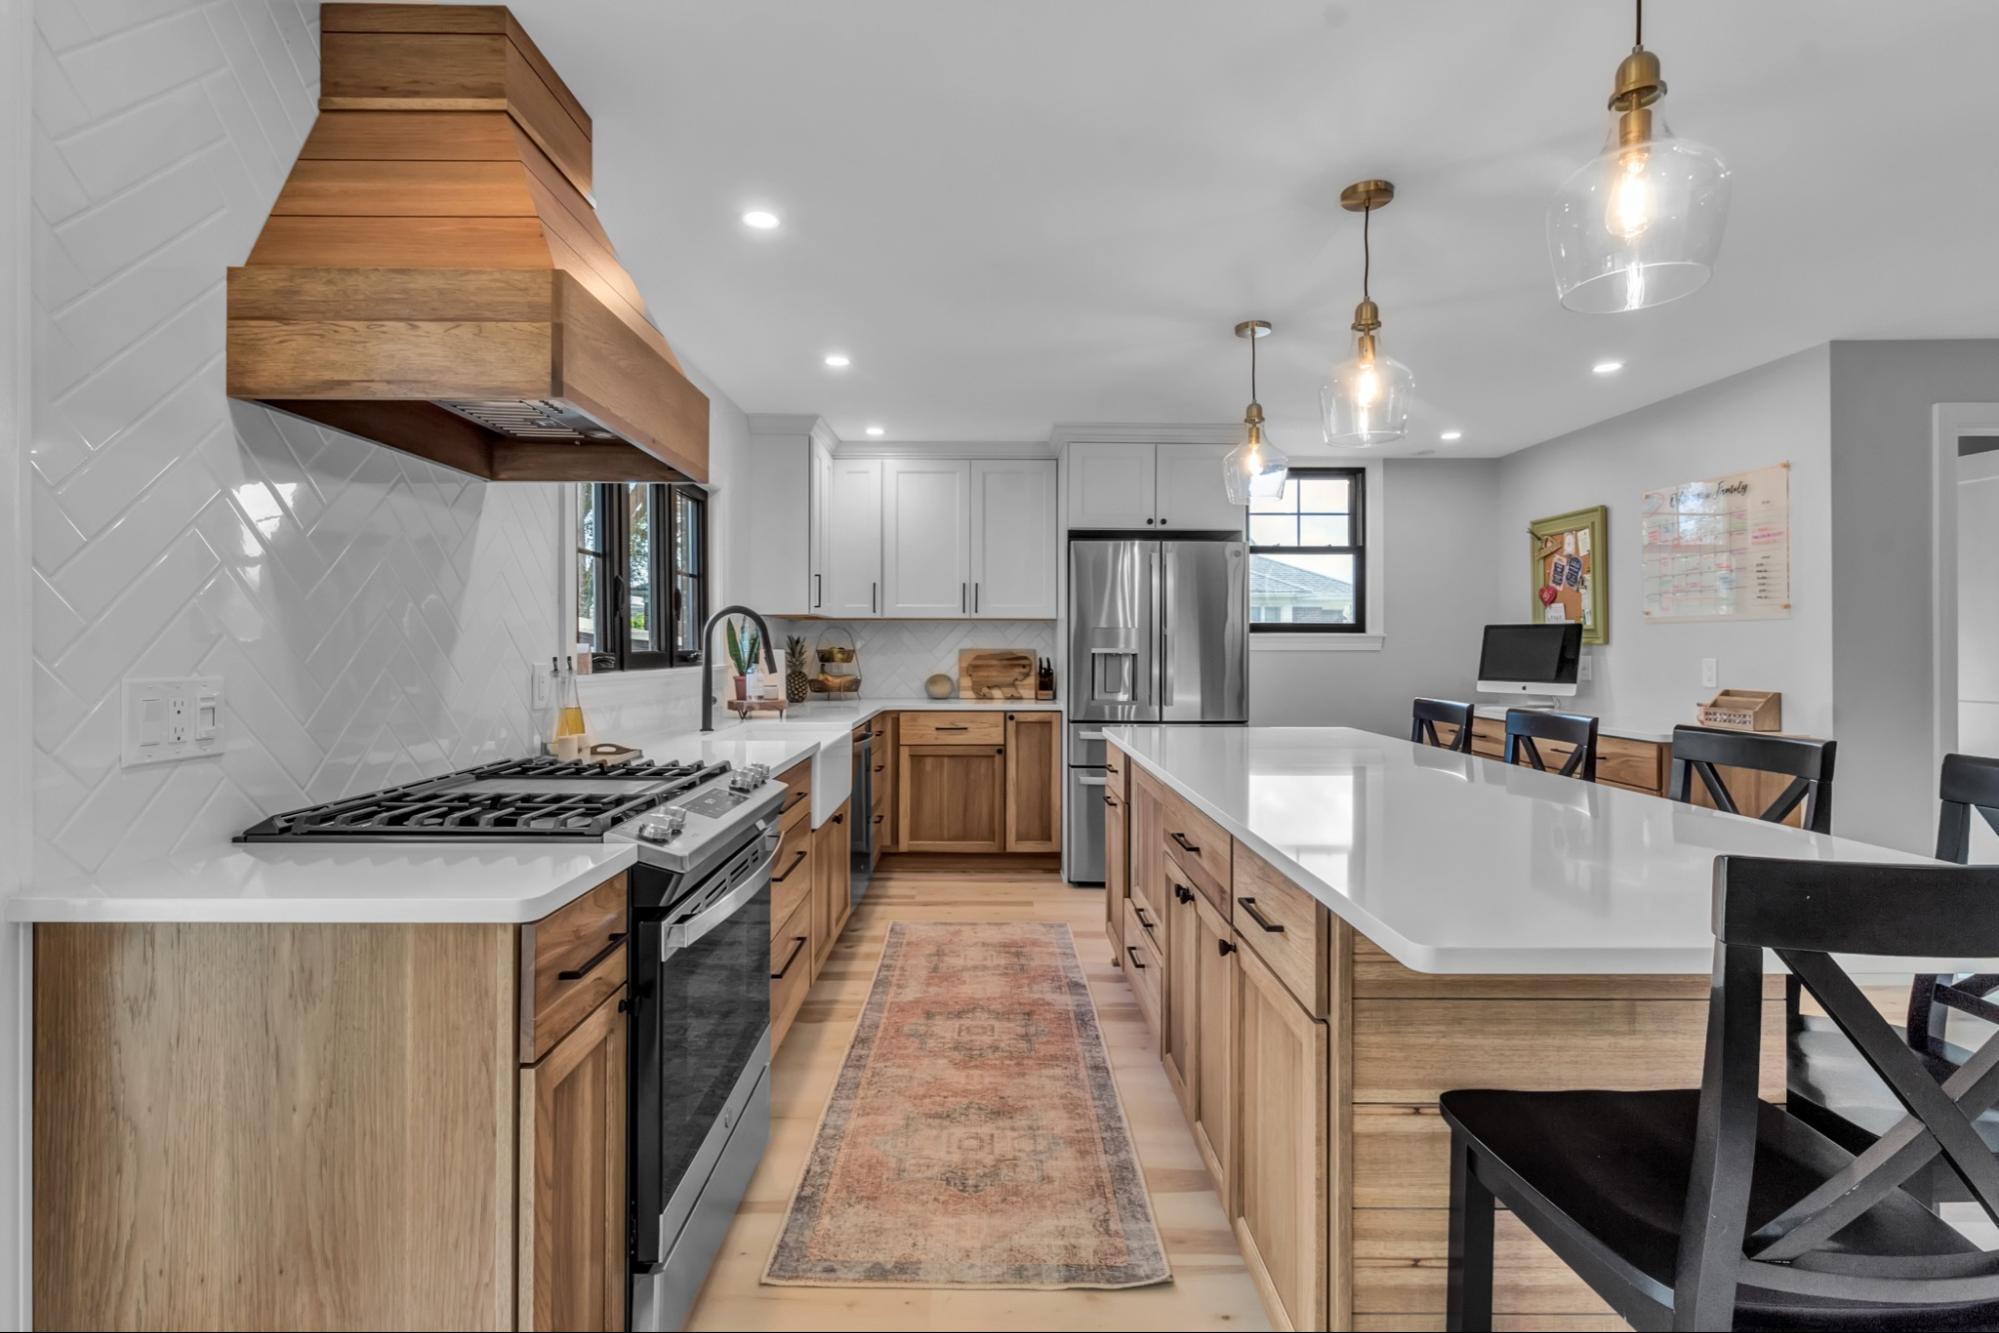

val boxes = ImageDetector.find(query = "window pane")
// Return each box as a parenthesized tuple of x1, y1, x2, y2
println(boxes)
(576, 483, 600, 554)
(674, 574, 700, 655)
(1250, 552, 1357, 625)
(1298, 512, 1352, 547)
(1249, 485, 1296, 516)
(1249, 514, 1296, 547)
(675, 490, 701, 575)
(577, 553, 601, 649)
(1297, 475, 1351, 515)
(626, 483, 654, 653)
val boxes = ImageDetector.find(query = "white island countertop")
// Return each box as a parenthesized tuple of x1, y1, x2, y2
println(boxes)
(1105, 724, 1945, 975)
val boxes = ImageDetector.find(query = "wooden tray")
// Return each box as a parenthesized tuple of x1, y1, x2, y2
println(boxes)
(958, 649, 1036, 700)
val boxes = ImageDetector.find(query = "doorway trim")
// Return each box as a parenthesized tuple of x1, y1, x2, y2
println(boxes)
(1930, 403, 1999, 787)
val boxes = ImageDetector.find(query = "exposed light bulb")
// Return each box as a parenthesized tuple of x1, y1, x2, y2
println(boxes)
(1606, 150, 1653, 240)
(1354, 362, 1382, 408)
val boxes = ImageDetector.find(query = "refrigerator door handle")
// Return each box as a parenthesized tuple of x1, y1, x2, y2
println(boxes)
(1160, 546, 1176, 707)
(1150, 546, 1165, 709)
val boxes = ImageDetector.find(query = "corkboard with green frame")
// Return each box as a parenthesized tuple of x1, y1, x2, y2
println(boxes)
(1528, 505, 1608, 646)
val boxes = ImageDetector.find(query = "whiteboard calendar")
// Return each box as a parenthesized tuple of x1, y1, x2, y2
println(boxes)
(1640, 463, 1791, 621)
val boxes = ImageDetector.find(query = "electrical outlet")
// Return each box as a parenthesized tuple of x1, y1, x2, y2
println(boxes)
(1577, 653, 1594, 683)
(122, 677, 224, 768)
(1701, 657, 1718, 689)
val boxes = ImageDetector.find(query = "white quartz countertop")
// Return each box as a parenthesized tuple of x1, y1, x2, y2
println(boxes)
(9, 700, 1058, 926)
(728, 696, 1061, 726)
(1105, 724, 1946, 975)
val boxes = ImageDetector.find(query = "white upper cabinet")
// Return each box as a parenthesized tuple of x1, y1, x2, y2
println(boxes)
(741, 426, 816, 615)
(1066, 442, 1158, 529)
(818, 457, 883, 615)
(1154, 443, 1243, 531)
(882, 458, 972, 617)
(1065, 442, 1241, 531)
(970, 460, 1057, 618)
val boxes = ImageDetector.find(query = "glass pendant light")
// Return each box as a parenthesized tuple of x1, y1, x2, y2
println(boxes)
(1223, 319, 1288, 504)
(1321, 180, 1412, 447)
(1547, 0, 1731, 313)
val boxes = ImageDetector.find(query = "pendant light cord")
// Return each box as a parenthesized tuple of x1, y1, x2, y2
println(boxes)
(1635, 0, 1643, 48)
(1249, 323, 1259, 402)
(1362, 204, 1372, 305)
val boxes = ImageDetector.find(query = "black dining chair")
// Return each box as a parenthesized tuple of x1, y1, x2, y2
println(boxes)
(1668, 725, 1838, 835)
(1412, 698, 1476, 753)
(1790, 751, 1999, 1205)
(1443, 854, 1999, 1332)
(1501, 709, 1598, 782)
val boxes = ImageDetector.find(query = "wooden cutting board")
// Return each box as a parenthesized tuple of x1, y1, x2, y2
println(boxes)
(957, 649, 1036, 700)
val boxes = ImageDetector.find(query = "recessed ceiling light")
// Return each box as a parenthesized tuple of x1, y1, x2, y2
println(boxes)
(823, 353, 851, 368)
(1592, 359, 1625, 375)
(1439, 430, 1463, 442)
(741, 209, 780, 230)
(864, 425, 885, 437)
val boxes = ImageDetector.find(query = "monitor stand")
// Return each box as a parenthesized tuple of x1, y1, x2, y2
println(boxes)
(1481, 695, 1564, 713)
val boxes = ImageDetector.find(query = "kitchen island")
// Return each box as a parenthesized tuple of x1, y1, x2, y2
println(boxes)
(1101, 724, 1945, 1332)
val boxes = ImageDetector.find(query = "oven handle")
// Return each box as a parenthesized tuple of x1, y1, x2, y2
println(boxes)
(663, 843, 778, 960)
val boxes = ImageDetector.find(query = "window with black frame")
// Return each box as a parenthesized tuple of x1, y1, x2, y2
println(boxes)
(574, 482, 708, 670)
(1246, 467, 1366, 631)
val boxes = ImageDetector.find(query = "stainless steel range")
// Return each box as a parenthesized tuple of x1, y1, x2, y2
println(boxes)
(239, 754, 785, 1331)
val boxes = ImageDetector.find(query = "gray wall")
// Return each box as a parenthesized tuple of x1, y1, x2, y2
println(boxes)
(1491, 346, 1836, 736)
(1829, 340, 1999, 852)
(1250, 459, 1499, 734)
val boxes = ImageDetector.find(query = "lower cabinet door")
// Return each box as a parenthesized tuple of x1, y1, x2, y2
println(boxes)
(899, 744, 1007, 852)
(1234, 940, 1329, 1331)
(518, 986, 628, 1332)
(1161, 863, 1201, 1114)
(770, 898, 812, 1054)
(1104, 783, 1129, 964)
(812, 803, 853, 974)
(1190, 891, 1236, 1205)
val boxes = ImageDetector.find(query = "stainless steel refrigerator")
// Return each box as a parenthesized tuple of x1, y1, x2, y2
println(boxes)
(1063, 535, 1248, 883)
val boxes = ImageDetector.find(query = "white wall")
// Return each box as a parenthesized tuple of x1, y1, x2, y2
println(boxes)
(1958, 446, 1999, 860)
(1490, 346, 1835, 736)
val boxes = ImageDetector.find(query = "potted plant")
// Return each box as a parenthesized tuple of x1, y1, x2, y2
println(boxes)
(724, 619, 762, 700)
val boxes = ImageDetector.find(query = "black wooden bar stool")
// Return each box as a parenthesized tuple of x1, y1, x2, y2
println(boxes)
(1443, 854, 1999, 1332)
(1501, 708, 1598, 781)
(1668, 725, 1837, 835)
(1790, 751, 1999, 1204)
(1412, 698, 1476, 752)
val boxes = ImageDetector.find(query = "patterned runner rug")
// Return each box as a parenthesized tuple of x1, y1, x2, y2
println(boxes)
(762, 921, 1171, 1289)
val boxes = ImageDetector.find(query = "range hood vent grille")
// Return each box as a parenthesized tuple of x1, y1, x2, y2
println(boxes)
(224, 3, 708, 484)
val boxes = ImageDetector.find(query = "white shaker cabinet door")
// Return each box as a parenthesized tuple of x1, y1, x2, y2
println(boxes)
(821, 457, 883, 616)
(1066, 443, 1158, 529)
(1154, 443, 1243, 532)
(881, 458, 972, 616)
(970, 460, 1057, 618)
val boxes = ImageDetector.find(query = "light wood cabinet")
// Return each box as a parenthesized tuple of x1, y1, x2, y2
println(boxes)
(518, 985, 627, 1333)
(1233, 937, 1329, 1332)
(1127, 766, 1166, 923)
(971, 459, 1058, 616)
(1189, 890, 1237, 1204)
(1104, 777, 1129, 963)
(900, 742, 1006, 851)
(1161, 856, 1199, 1111)
(811, 800, 853, 975)
(820, 455, 883, 615)
(882, 457, 972, 616)
(1004, 710, 1061, 851)
(770, 898, 811, 1053)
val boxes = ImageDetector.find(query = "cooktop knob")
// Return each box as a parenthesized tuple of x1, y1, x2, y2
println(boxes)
(636, 807, 688, 843)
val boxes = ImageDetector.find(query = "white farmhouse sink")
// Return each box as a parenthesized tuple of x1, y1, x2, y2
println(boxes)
(729, 722, 853, 827)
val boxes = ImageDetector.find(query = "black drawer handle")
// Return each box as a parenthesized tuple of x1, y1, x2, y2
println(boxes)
(936, 724, 969, 732)
(558, 932, 627, 981)
(832, 812, 845, 825)
(1169, 830, 1201, 856)
(771, 849, 808, 883)
(1104, 793, 1120, 809)
(780, 790, 808, 813)
(874, 764, 885, 773)
(1133, 905, 1154, 932)
(873, 813, 884, 824)
(1217, 938, 1236, 957)
(1125, 945, 1146, 971)
(770, 935, 808, 980)
(1174, 884, 1194, 905)
(1237, 897, 1286, 933)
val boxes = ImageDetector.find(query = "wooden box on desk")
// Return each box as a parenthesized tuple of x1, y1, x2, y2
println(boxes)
(1696, 689, 1782, 732)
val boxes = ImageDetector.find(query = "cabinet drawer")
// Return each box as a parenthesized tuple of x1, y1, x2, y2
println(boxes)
(1124, 915, 1163, 1047)
(899, 711, 1004, 745)
(1123, 891, 1165, 960)
(770, 816, 814, 933)
(770, 898, 813, 1054)
(1597, 734, 1666, 793)
(1231, 843, 1330, 1018)
(776, 757, 813, 833)
(1159, 788, 1231, 913)
(1104, 745, 1130, 800)
(520, 873, 629, 1064)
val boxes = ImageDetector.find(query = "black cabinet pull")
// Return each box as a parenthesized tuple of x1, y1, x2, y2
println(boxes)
(871, 581, 877, 614)
(814, 573, 822, 608)
(832, 812, 845, 825)
(1237, 897, 1286, 933)
(1132, 905, 1153, 930)
(1125, 945, 1146, 970)
(772, 849, 808, 883)
(1169, 830, 1201, 856)
(873, 813, 884, 824)
(1174, 884, 1194, 905)
(961, 582, 967, 613)
(1217, 938, 1236, 958)
(937, 724, 969, 732)
(1104, 793, 1120, 809)
(781, 790, 808, 813)
(770, 935, 808, 980)
(557, 932, 627, 981)
(874, 764, 885, 773)
(974, 583, 980, 613)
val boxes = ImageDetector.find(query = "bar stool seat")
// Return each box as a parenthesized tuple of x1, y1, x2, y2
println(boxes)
(1440, 1087, 1992, 1331)
(1790, 1022, 1999, 1153)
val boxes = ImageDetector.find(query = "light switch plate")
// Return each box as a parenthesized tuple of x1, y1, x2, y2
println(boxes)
(121, 676, 224, 768)
(1577, 653, 1594, 683)
(531, 664, 552, 710)
(1701, 657, 1718, 689)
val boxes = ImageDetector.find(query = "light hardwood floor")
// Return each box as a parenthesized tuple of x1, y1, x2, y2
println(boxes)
(686, 854, 1272, 1331)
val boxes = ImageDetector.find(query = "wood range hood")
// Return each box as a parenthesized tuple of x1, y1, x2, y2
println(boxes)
(227, 3, 708, 483)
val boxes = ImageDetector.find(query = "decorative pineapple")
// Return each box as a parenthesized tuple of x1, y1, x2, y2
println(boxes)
(784, 636, 811, 704)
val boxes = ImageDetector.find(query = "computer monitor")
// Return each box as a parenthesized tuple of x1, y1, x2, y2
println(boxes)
(1477, 623, 1582, 698)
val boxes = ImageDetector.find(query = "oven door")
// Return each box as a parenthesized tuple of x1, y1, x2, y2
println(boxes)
(630, 826, 775, 1284)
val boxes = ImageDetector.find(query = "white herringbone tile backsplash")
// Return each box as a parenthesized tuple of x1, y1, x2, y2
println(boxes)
(28, 0, 565, 877)
(773, 620, 1058, 700)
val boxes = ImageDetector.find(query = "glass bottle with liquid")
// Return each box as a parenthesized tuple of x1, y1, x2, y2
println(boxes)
(554, 655, 587, 741)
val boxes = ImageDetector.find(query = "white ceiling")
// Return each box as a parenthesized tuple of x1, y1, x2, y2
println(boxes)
(517, 0, 1999, 457)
